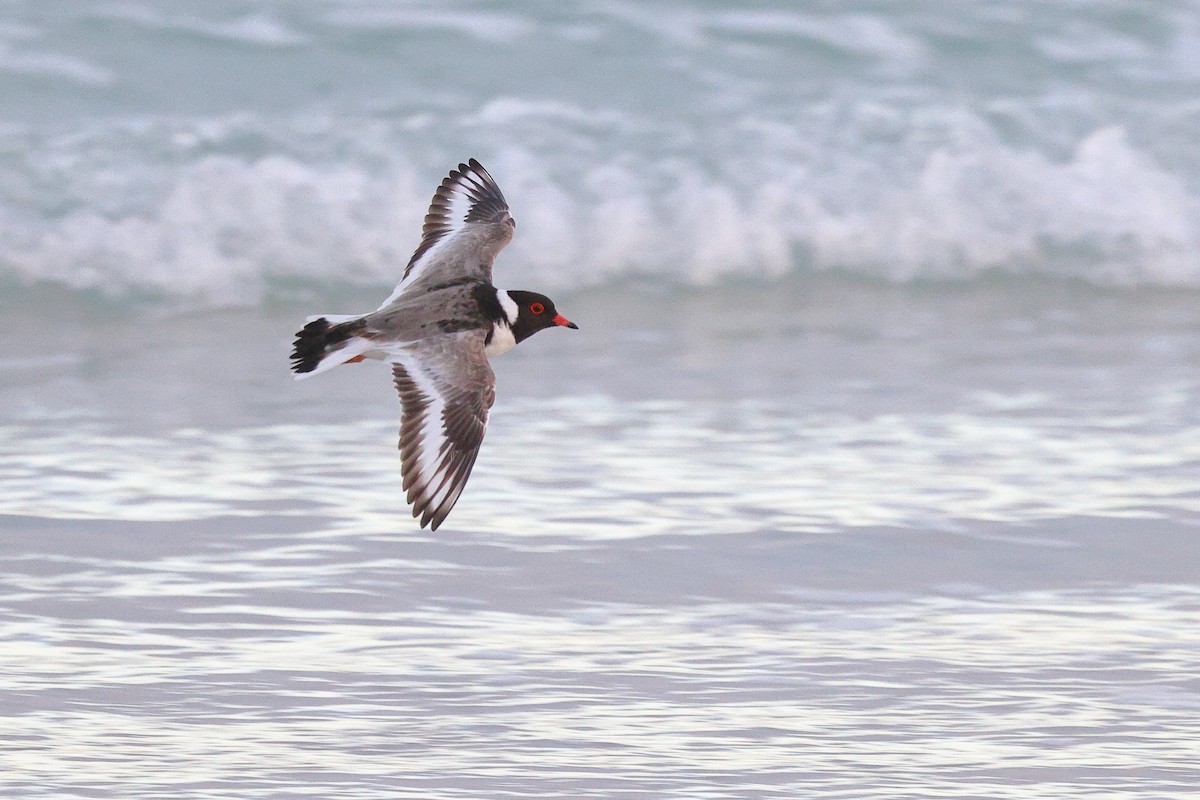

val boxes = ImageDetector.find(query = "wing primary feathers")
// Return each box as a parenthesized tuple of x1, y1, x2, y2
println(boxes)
(459, 159, 510, 224)
(382, 159, 515, 304)
(389, 338, 495, 530)
(426, 451, 479, 531)
(403, 159, 512, 275)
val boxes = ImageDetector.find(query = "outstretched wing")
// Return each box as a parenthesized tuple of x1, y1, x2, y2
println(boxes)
(388, 331, 496, 530)
(379, 159, 515, 309)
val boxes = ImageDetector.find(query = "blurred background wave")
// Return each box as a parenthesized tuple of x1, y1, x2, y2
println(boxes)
(1, 0, 1198, 307)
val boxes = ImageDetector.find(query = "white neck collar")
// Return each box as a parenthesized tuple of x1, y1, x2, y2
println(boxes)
(496, 289, 519, 326)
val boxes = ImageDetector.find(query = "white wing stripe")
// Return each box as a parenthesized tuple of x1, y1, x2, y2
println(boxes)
(376, 233, 455, 309)
(443, 171, 478, 226)
(400, 355, 448, 488)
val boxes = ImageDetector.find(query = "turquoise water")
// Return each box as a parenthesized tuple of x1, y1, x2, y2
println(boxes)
(1, 1, 1199, 302)
(2, 2, 1200, 798)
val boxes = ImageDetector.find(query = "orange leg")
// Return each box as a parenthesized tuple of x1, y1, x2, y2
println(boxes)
(347, 355, 366, 363)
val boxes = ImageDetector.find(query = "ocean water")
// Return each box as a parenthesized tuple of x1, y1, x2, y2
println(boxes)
(2, 2, 1200, 798)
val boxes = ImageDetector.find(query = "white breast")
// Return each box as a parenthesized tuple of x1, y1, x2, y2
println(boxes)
(484, 322, 517, 357)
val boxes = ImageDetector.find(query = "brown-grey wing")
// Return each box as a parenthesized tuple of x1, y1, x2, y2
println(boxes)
(387, 331, 496, 530)
(378, 159, 515, 309)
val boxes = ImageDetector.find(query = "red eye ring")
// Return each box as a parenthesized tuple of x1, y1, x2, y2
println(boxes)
(529, 302, 545, 315)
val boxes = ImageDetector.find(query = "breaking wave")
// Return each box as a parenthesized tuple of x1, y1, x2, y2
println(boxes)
(1, 1, 1198, 307)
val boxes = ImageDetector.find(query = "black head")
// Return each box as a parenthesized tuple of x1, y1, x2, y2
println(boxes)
(506, 290, 578, 344)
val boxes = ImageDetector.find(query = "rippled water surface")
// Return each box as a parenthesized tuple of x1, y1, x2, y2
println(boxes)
(3, 0, 1200, 794)
(4, 544, 1199, 799)
(3, 285, 1200, 798)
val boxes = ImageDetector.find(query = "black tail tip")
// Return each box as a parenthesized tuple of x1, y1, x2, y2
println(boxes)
(290, 318, 330, 374)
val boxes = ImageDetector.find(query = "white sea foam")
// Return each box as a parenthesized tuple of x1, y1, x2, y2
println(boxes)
(0, 1, 1197, 306)
(2, 115, 1194, 306)
(88, 5, 309, 46)
(321, 6, 534, 43)
(0, 45, 114, 86)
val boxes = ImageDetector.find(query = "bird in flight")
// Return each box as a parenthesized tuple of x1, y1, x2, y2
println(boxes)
(291, 159, 578, 530)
